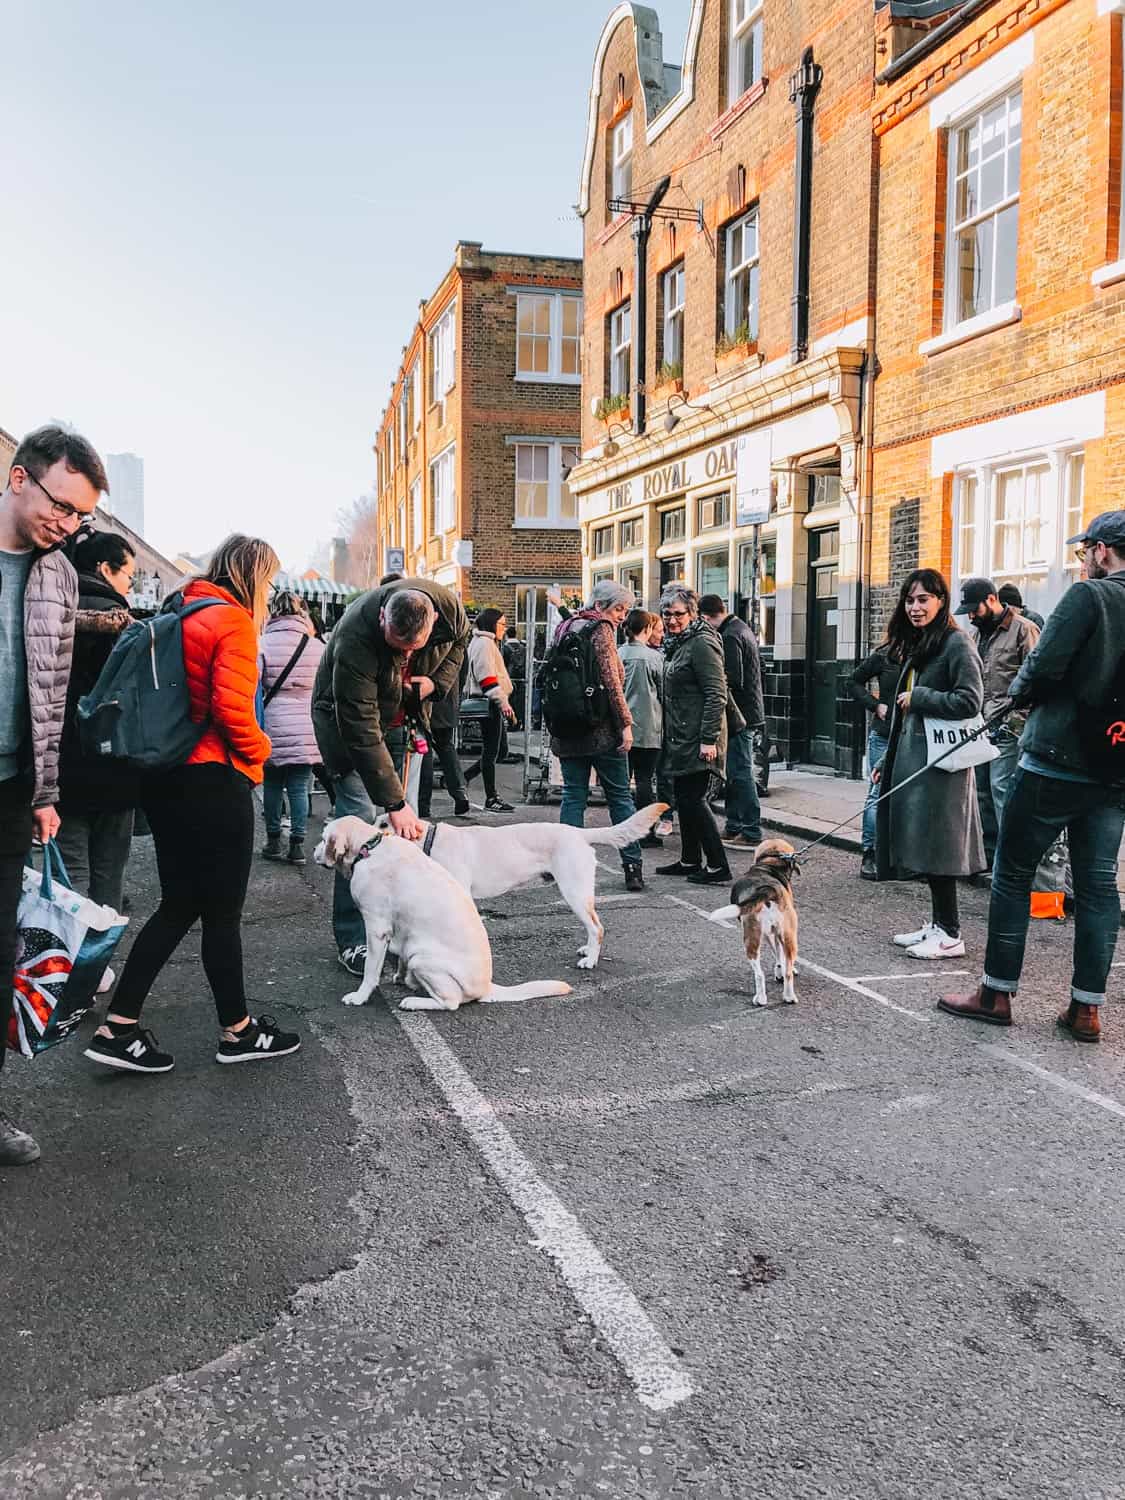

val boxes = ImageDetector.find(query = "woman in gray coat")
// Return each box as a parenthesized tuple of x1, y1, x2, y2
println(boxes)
(874, 569, 986, 959)
(655, 585, 743, 884)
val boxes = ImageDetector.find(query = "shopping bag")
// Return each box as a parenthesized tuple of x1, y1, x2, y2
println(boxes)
(924, 715, 999, 773)
(1030, 831, 1068, 921)
(7, 841, 128, 1059)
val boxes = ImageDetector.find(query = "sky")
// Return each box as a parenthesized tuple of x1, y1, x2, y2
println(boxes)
(2, 0, 688, 573)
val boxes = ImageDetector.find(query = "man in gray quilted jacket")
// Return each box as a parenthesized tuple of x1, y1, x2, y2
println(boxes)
(0, 425, 104, 1167)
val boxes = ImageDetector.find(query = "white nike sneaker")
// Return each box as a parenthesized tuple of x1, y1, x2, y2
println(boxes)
(893, 922, 934, 948)
(906, 928, 966, 960)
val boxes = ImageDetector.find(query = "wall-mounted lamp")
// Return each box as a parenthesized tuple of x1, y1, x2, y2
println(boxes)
(602, 422, 631, 459)
(663, 391, 714, 434)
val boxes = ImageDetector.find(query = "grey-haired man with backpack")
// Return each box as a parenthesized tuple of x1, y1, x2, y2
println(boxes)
(0, 425, 106, 1166)
(941, 510, 1125, 1043)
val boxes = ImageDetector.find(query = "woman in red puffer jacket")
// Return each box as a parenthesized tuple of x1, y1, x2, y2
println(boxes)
(85, 535, 302, 1075)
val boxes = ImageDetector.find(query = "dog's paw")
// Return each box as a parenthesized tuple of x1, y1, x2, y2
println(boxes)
(773, 962, 785, 982)
(341, 991, 371, 1007)
(576, 952, 599, 970)
(750, 993, 769, 1008)
(398, 995, 449, 1012)
(783, 992, 798, 1006)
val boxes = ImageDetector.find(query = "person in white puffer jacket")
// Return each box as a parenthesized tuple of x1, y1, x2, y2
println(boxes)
(463, 606, 516, 813)
(260, 593, 325, 864)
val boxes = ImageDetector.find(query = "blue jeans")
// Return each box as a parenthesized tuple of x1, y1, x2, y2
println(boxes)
(984, 768, 1125, 1004)
(723, 728, 762, 842)
(263, 763, 312, 840)
(989, 731, 1020, 843)
(861, 729, 889, 851)
(559, 752, 641, 865)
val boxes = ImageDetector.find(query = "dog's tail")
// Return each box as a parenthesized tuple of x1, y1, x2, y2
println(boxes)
(708, 904, 741, 929)
(583, 802, 669, 848)
(485, 979, 573, 1003)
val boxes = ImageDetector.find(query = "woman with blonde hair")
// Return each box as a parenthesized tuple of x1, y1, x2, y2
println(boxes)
(85, 535, 301, 1074)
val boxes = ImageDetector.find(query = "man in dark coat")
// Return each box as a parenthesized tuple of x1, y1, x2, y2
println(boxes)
(312, 577, 470, 971)
(699, 596, 762, 851)
(941, 512, 1125, 1042)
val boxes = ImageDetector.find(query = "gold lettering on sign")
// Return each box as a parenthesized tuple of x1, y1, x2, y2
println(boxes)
(704, 441, 736, 480)
(607, 482, 631, 510)
(642, 462, 687, 501)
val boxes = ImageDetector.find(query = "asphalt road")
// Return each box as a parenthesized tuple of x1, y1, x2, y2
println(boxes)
(3, 767, 1125, 1498)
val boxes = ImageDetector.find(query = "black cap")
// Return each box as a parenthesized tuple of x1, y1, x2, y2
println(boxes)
(1065, 510, 1125, 548)
(954, 577, 997, 615)
(996, 583, 1022, 607)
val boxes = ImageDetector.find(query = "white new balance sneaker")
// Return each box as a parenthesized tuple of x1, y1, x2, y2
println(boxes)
(96, 966, 116, 995)
(906, 928, 966, 960)
(893, 922, 934, 948)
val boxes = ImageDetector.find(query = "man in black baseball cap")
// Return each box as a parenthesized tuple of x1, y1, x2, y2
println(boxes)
(953, 577, 998, 617)
(941, 511, 1125, 1043)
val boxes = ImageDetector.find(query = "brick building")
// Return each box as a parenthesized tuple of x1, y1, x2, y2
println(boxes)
(870, 0, 1118, 634)
(568, 0, 877, 772)
(372, 242, 583, 627)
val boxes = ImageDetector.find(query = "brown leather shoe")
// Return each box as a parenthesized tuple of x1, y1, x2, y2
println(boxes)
(1057, 1001, 1101, 1043)
(937, 985, 1013, 1027)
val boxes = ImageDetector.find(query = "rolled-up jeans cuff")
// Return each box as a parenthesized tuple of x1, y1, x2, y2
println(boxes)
(982, 971, 1019, 994)
(1071, 986, 1104, 1007)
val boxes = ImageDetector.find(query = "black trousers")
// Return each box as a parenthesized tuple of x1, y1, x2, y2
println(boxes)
(113, 764, 254, 1028)
(418, 724, 468, 816)
(464, 704, 504, 800)
(629, 747, 660, 809)
(674, 770, 727, 871)
(0, 776, 34, 1078)
(929, 875, 960, 939)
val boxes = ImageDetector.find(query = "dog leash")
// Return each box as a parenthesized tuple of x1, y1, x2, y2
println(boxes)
(782, 705, 1014, 869)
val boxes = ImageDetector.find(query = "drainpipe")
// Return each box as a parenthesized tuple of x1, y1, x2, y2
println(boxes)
(789, 49, 822, 365)
(632, 176, 671, 436)
(875, 0, 994, 85)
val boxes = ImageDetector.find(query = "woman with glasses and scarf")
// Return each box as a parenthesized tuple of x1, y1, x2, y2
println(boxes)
(655, 585, 743, 885)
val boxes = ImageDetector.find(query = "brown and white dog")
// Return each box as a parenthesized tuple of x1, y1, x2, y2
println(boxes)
(709, 838, 800, 1006)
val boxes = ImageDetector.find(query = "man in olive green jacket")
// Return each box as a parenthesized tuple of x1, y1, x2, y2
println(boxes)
(312, 577, 470, 970)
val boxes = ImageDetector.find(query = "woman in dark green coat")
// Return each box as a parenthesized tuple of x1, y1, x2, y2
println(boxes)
(655, 585, 744, 884)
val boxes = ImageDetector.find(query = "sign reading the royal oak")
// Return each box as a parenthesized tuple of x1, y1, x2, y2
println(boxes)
(597, 438, 745, 513)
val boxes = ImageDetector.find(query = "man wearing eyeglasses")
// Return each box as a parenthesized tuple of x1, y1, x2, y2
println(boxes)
(941, 510, 1125, 1043)
(0, 425, 105, 1167)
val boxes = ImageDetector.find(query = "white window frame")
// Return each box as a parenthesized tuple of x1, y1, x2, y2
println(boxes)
(944, 87, 1022, 333)
(611, 115, 633, 202)
(724, 209, 759, 340)
(952, 445, 1085, 618)
(410, 361, 421, 432)
(410, 476, 422, 548)
(397, 499, 405, 548)
(515, 292, 583, 384)
(729, 0, 764, 104)
(662, 263, 685, 370)
(509, 437, 581, 529)
(430, 443, 456, 536)
(398, 393, 409, 452)
(609, 302, 631, 397)
(429, 302, 457, 407)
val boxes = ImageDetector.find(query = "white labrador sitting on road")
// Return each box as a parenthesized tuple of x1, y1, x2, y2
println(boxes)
(373, 802, 668, 969)
(314, 815, 572, 1011)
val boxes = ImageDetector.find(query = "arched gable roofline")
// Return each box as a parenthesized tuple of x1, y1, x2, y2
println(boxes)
(576, 0, 708, 217)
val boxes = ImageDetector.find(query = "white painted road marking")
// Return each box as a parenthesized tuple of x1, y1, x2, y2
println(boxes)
(852, 971, 971, 983)
(393, 1007, 693, 1412)
(665, 892, 1125, 1125)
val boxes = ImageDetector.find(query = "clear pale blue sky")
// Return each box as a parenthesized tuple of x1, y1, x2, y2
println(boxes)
(2, 1, 687, 570)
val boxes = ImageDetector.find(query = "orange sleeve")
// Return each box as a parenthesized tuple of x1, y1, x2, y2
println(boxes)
(209, 612, 272, 767)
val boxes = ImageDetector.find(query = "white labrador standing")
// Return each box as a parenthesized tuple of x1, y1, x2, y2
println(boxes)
(373, 802, 667, 969)
(314, 816, 572, 1011)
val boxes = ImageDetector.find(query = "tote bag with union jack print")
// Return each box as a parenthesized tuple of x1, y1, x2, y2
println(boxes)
(7, 842, 128, 1059)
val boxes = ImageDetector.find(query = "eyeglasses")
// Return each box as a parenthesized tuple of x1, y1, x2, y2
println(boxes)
(661, 608, 690, 619)
(22, 468, 88, 525)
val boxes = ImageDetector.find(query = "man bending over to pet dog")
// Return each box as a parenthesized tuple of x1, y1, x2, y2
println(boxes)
(312, 577, 470, 977)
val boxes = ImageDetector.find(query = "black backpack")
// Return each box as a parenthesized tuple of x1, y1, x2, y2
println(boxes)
(1077, 650, 1125, 782)
(540, 621, 608, 737)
